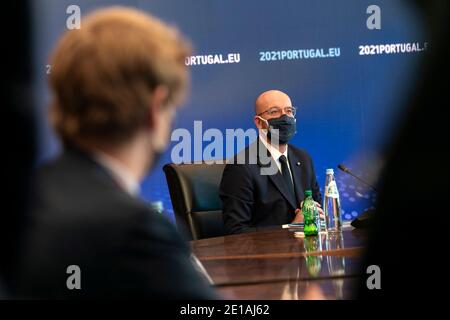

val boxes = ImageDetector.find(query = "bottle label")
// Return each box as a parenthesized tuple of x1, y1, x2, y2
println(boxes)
(325, 180, 340, 198)
(302, 198, 318, 230)
(303, 201, 316, 213)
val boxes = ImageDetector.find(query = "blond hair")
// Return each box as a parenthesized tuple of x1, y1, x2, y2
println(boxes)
(49, 6, 191, 143)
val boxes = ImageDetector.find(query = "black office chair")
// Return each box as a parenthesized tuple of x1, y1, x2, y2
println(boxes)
(163, 163, 226, 240)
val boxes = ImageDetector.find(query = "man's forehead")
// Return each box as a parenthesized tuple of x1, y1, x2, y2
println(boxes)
(259, 91, 291, 107)
(264, 96, 291, 106)
(255, 90, 292, 114)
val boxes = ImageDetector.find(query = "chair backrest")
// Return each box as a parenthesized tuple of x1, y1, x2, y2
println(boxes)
(163, 163, 226, 240)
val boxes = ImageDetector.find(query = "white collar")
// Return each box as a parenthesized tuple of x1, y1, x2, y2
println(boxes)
(259, 131, 289, 161)
(93, 151, 140, 197)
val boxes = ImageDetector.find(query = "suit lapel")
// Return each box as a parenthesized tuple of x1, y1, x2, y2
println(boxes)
(288, 147, 304, 207)
(256, 140, 297, 209)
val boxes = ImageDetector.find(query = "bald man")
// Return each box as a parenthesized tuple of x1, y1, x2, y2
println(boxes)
(219, 90, 322, 234)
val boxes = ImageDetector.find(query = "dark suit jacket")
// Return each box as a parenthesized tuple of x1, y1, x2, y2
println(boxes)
(220, 140, 322, 234)
(16, 147, 216, 299)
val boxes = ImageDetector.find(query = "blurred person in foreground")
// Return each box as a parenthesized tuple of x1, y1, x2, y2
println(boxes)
(16, 7, 216, 299)
(1, 1, 35, 297)
(358, 0, 449, 301)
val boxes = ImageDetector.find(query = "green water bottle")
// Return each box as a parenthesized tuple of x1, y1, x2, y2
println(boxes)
(302, 190, 318, 236)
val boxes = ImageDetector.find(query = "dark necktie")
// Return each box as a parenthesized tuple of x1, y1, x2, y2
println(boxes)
(279, 155, 295, 199)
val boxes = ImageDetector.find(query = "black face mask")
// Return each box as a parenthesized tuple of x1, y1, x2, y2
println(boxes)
(265, 114, 297, 144)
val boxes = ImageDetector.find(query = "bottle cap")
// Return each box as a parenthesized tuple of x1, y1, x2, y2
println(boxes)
(304, 190, 312, 197)
(326, 168, 334, 175)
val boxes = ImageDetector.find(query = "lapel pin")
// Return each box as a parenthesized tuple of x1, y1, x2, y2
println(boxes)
(296, 162, 301, 166)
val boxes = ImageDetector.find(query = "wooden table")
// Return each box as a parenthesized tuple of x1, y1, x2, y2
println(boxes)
(191, 226, 367, 300)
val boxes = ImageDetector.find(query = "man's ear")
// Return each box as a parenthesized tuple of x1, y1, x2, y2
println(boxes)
(254, 116, 261, 129)
(147, 85, 169, 129)
(254, 116, 266, 130)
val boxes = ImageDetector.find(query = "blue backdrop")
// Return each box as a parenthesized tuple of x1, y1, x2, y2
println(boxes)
(32, 0, 425, 222)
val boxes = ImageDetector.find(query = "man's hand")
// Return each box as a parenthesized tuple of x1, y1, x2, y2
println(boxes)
(292, 208, 304, 223)
(315, 202, 325, 219)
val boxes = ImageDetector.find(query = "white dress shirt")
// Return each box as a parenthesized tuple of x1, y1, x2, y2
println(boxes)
(259, 132, 294, 184)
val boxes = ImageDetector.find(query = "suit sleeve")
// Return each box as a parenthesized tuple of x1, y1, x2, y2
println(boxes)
(219, 164, 256, 235)
(118, 209, 218, 299)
